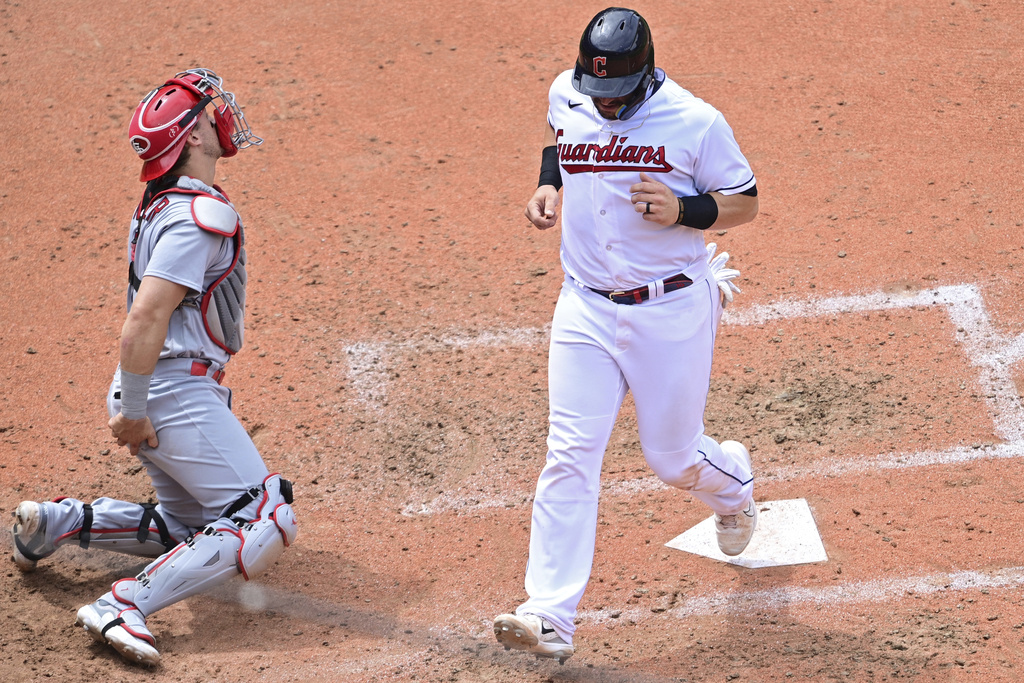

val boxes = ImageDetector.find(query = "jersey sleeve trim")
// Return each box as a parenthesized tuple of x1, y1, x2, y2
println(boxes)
(135, 269, 204, 293)
(713, 174, 757, 195)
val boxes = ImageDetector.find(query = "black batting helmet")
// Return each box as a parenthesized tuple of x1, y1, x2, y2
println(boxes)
(572, 7, 655, 99)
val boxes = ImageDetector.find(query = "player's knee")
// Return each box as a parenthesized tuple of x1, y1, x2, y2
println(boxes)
(237, 502, 297, 579)
(538, 457, 603, 499)
(644, 448, 702, 489)
(231, 474, 298, 580)
(650, 465, 697, 490)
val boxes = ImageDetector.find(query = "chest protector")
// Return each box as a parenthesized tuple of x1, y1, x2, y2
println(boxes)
(129, 183, 247, 355)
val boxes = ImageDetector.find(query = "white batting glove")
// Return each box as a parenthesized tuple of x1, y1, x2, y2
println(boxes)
(706, 242, 742, 306)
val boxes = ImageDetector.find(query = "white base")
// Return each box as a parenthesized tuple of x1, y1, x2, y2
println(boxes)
(665, 498, 828, 568)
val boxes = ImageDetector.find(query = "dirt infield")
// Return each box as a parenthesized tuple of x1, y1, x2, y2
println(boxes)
(2, 0, 1024, 680)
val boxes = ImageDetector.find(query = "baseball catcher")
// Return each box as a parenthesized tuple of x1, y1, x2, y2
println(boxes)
(10, 68, 296, 666)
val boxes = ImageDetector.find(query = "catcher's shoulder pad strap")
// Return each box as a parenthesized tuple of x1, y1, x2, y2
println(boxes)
(190, 195, 239, 237)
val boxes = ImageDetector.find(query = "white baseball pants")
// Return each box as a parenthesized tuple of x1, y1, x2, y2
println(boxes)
(516, 275, 753, 641)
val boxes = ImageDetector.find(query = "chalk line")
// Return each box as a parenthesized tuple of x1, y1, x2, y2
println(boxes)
(578, 566, 1024, 624)
(401, 440, 1024, 516)
(383, 284, 1024, 515)
(343, 326, 549, 406)
(340, 284, 1024, 514)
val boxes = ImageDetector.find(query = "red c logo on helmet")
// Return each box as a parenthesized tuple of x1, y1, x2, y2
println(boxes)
(593, 56, 607, 77)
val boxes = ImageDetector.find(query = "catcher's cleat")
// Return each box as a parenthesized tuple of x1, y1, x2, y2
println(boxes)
(11, 501, 56, 572)
(76, 593, 160, 666)
(493, 613, 574, 664)
(714, 441, 757, 556)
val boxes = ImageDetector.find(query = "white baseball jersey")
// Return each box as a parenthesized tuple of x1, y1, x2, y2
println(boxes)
(128, 176, 239, 366)
(546, 68, 755, 292)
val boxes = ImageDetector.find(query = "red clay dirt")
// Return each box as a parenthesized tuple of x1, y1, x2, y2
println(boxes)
(2, 0, 1024, 681)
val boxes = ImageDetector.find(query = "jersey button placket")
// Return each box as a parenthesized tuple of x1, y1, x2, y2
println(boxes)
(598, 208, 619, 262)
(592, 170, 618, 267)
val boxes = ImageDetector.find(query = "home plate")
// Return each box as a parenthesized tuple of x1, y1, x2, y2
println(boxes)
(665, 499, 828, 568)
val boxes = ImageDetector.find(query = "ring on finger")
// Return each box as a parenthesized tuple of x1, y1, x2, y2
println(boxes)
(645, 202, 652, 214)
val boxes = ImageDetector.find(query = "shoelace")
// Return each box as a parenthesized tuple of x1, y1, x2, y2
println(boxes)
(718, 514, 739, 528)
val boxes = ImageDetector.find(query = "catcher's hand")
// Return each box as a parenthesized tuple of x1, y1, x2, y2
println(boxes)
(109, 413, 159, 455)
(706, 242, 741, 306)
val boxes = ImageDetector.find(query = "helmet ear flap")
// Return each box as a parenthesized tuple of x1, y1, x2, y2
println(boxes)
(212, 104, 238, 157)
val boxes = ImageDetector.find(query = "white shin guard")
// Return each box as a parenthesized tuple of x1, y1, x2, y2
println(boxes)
(232, 473, 298, 580)
(112, 474, 297, 617)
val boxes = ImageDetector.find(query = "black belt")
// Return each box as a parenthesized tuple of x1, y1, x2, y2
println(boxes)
(589, 272, 693, 305)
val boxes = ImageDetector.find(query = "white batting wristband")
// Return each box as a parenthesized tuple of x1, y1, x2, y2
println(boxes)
(119, 369, 152, 420)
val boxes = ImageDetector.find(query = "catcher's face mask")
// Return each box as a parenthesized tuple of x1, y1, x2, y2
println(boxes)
(171, 69, 262, 159)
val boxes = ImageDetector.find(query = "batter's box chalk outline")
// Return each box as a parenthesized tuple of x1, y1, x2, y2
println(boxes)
(665, 498, 828, 568)
(576, 565, 1024, 624)
(340, 283, 1024, 516)
(343, 327, 549, 408)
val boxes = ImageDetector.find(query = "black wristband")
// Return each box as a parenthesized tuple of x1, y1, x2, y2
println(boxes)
(538, 145, 562, 190)
(676, 193, 719, 230)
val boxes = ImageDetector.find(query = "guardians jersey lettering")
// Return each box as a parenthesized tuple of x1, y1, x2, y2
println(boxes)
(555, 129, 673, 174)
(546, 68, 755, 291)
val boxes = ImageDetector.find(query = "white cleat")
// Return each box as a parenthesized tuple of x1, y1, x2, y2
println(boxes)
(11, 501, 54, 572)
(715, 441, 757, 556)
(493, 613, 573, 664)
(715, 498, 758, 556)
(76, 594, 161, 666)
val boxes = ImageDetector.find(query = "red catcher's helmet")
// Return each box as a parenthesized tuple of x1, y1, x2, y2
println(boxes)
(128, 68, 262, 182)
